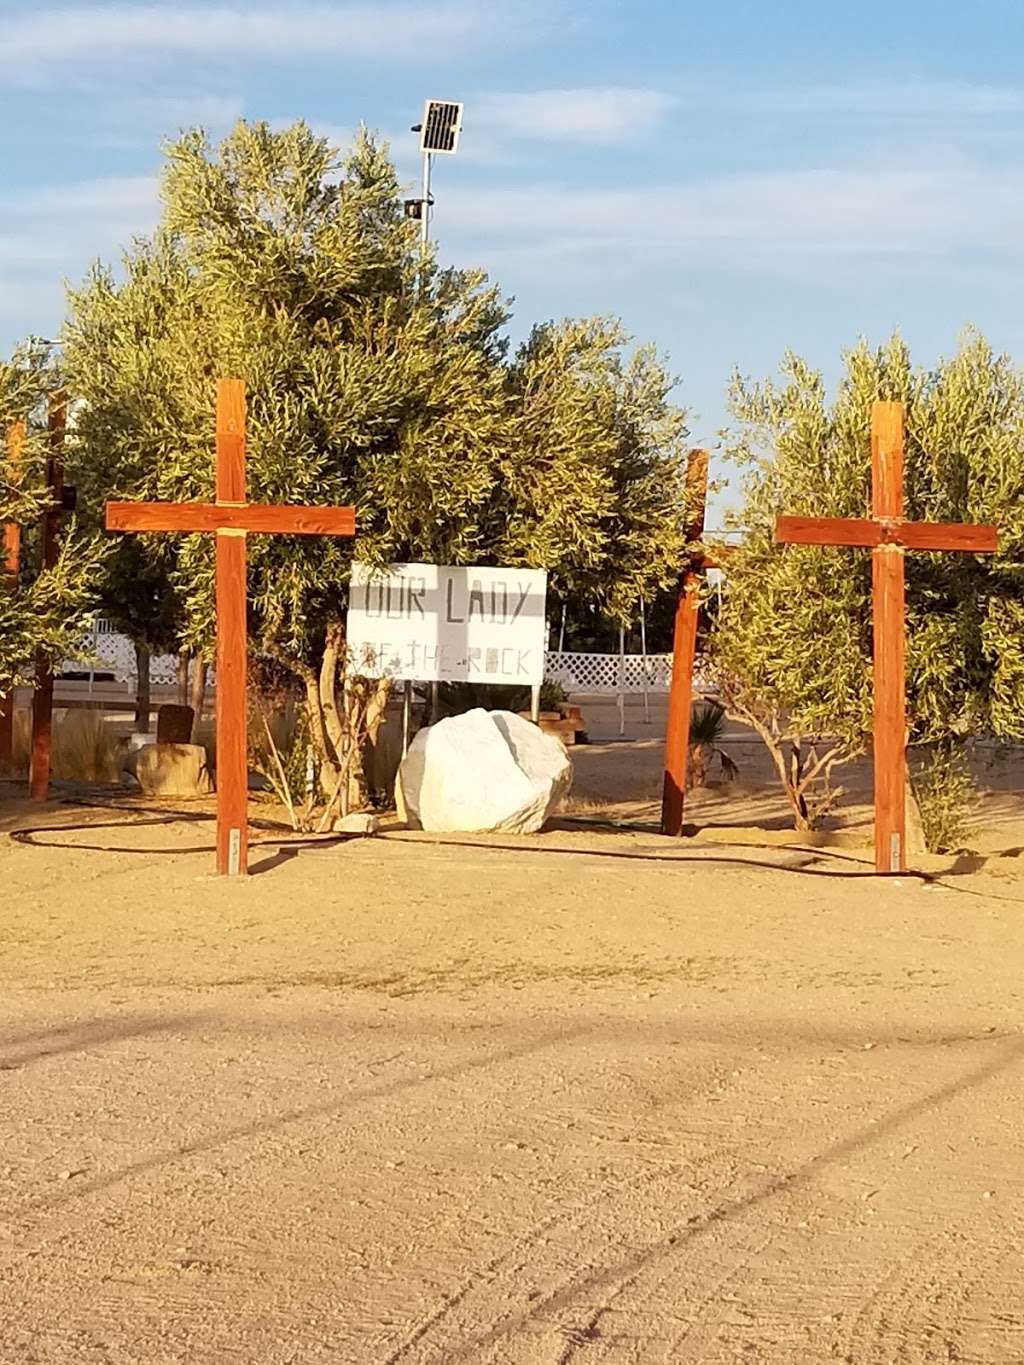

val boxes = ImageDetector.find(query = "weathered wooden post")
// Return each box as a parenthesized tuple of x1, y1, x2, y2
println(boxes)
(661, 449, 711, 836)
(29, 395, 68, 801)
(0, 420, 26, 771)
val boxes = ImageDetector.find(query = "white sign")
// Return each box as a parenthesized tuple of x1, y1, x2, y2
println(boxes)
(347, 562, 548, 685)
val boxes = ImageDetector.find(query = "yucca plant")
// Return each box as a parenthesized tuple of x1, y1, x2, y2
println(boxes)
(688, 700, 739, 789)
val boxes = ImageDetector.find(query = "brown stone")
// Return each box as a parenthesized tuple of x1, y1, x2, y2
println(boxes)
(126, 742, 213, 798)
(156, 704, 195, 744)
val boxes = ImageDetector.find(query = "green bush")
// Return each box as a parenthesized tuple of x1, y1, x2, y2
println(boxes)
(910, 743, 978, 854)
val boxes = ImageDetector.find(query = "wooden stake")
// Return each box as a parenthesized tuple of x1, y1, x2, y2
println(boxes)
(215, 379, 249, 876)
(661, 573, 700, 835)
(30, 395, 66, 801)
(0, 421, 25, 770)
(873, 544, 906, 872)
(661, 448, 710, 836)
(870, 400, 907, 873)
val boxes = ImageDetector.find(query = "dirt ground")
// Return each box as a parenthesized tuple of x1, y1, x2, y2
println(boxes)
(2, 703, 1024, 1363)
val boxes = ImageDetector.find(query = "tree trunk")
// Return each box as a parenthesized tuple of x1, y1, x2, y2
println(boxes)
(688, 743, 708, 790)
(189, 658, 208, 740)
(134, 644, 151, 733)
(302, 668, 340, 797)
(176, 652, 190, 706)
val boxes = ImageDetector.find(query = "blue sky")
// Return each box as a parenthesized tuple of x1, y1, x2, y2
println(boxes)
(5, 0, 1024, 521)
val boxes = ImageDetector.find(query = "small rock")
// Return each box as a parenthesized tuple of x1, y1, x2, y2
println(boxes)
(124, 743, 213, 798)
(333, 812, 380, 835)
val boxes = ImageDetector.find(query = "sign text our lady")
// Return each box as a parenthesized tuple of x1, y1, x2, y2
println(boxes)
(347, 563, 548, 686)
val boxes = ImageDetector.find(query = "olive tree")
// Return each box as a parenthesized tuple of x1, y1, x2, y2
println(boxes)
(0, 342, 104, 693)
(63, 121, 691, 792)
(711, 332, 1024, 829)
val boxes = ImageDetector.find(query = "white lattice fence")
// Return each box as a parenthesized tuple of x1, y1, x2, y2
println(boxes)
(544, 651, 670, 694)
(64, 620, 203, 686)
(64, 626, 708, 696)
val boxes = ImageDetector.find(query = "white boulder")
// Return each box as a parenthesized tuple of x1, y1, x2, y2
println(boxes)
(399, 708, 572, 834)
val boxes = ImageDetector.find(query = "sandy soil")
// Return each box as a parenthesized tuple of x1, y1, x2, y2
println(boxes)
(2, 713, 1024, 1363)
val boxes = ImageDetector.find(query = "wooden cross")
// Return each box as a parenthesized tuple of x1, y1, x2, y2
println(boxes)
(661, 447, 712, 835)
(106, 379, 357, 876)
(30, 395, 69, 801)
(1, 400, 72, 794)
(775, 400, 998, 874)
(0, 420, 26, 771)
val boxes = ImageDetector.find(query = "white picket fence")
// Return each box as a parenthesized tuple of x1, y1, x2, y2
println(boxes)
(63, 622, 705, 695)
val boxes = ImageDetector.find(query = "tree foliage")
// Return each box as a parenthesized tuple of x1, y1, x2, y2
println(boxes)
(711, 332, 1024, 828)
(0, 343, 105, 692)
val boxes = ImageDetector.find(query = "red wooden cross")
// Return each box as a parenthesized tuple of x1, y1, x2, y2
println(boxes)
(775, 400, 998, 874)
(106, 379, 357, 877)
(661, 447, 712, 835)
(30, 395, 68, 801)
(0, 420, 26, 770)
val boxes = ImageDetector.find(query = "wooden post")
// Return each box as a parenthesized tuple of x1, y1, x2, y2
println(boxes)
(0, 421, 25, 770)
(661, 573, 700, 835)
(661, 448, 710, 836)
(30, 395, 66, 801)
(871, 400, 907, 873)
(215, 378, 249, 877)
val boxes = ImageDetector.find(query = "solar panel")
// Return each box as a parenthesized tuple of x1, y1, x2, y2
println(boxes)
(419, 100, 463, 155)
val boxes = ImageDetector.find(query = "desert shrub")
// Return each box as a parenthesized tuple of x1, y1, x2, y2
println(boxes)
(3, 706, 31, 776)
(248, 701, 314, 826)
(688, 700, 739, 788)
(52, 711, 123, 783)
(910, 743, 978, 854)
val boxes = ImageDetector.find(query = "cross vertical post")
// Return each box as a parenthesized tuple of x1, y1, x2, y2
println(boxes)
(662, 448, 710, 836)
(0, 420, 26, 770)
(30, 394, 66, 801)
(871, 401, 907, 873)
(214, 379, 249, 876)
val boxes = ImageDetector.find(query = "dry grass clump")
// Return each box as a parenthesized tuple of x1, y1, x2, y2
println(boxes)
(3, 708, 123, 783)
(6, 708, 31, 776)
(53, 711, 124, 782)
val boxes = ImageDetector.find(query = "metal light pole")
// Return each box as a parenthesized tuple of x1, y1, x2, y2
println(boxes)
(402, 100, 465, 741)
(420, 149, 433, 249)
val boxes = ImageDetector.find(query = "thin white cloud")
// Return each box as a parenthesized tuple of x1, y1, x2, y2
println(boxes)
(4, 4, 527, 76)
(673, 79, 1024, 118)
(440, 165, 1024, 260)
(15, 176, 159, 220)
(93, 94, 246, 148)
(477, 87, 677, 143)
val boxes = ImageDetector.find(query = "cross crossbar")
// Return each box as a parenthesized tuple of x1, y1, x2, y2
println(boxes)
(776, 515, 998, 553)
(106, 502, 357, 536)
